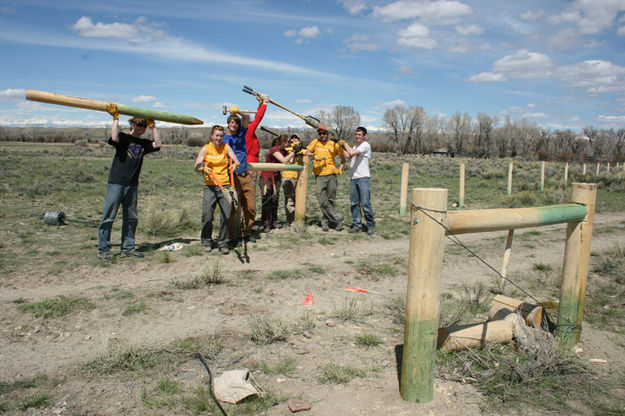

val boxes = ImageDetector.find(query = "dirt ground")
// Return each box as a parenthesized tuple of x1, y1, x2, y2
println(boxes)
(1, 212, 625, 415)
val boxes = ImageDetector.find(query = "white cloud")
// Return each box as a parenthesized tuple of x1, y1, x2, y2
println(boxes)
(559, 59, 625, 94)
(299, 26, 321, 38)
(72, 16, 166, 43)
(338, 0, 367, 14)
(0, 6, 16, 15)
(492, 49, 554, 79)
(373, 0, 472, 25)
(618, 26, 625, 35)
(598, 115, 625, 122)
(446, 38, 491, 54)
(522, 112, 547, 118)
(0, 88, 25, 99)
(284, 29, 297, 37)
(549, 0, 625, 34)
(397, 22, 437, 49)
(468, 72, 505, 82)
(132, 95, 156, 103)
(549, 28, 605, 50)
(455, 24, 483, 35)
(153, 102, 166, 108)
(295, 98, 312, 104)
(380, 99, 407, 108)
(344, 34, 380, 52)
(520, 9, 546, 20)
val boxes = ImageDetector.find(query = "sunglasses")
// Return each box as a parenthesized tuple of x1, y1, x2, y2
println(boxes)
(318, 132, 328, 135)
(135, 122, 147, 128)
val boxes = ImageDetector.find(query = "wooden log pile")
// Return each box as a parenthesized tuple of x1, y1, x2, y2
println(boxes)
(437, 295, 549, 352)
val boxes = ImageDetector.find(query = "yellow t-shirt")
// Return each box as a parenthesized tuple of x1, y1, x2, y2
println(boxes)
(307, 139, 342, 176)
(203, 142, 230, 186)
(283, 147, 302, 180)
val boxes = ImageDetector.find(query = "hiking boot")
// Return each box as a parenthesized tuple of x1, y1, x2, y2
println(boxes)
(219, 247, 229, 255)
(348, 226, 361, 234)
(335, 217, 344, 232)
(122, 250, 144, 258)
(367, 228, 375, 236)
(203, 245, 212, 252)
(321, 223, 329, 232)
(98, 252, 113, 261)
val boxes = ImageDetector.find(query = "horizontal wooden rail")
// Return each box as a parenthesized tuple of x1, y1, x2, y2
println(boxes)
(446, 204, 587, 235)
(248, 162, 304, 172)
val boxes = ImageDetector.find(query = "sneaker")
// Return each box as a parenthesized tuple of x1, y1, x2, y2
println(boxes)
(321, 223, 329, 232)
(367, 228, 375, 236)
(122, 250, 144, 258)
(348, 226, 361, 234)
(272, 222, 282, 229)
(264, 225, 272, 233)
(203, 245, 212, 252)
(98, 252, 112, 261)
(219, 247, 229, 255)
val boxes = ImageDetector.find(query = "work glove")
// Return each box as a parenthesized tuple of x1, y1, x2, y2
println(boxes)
(293, 143, 304, 155)
(229, 106, 240, 115)
(229, 163, 240, 171)
(338, 139, 346, 148)
(145, 116, 155, 128)
(256, 93, 269, 104)
(106, 103, 119, 120)
(337, 168, 343, 175)
(202, 166, 212, 175)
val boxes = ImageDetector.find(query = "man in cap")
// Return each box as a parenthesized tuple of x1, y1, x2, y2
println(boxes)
(305, 125, 346, 231)
(98, 110, 161, 260)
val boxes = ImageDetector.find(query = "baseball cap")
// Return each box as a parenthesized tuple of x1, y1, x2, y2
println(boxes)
(317, 125, 328, 132)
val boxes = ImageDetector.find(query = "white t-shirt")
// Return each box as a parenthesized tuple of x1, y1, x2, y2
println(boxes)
(349, 141, 371, 179)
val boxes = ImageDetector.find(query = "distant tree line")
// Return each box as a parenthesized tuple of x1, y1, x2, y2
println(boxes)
(1, 105, 624, 162)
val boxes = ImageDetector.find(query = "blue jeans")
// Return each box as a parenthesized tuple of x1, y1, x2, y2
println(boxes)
(350, 177, 375, 230)
(98, 184, 138, 254)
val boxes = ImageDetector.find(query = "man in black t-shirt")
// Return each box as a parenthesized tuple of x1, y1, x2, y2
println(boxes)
(97, 106, 161, 260)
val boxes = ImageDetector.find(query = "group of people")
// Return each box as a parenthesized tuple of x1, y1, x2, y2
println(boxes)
(96, 96, 375, 259)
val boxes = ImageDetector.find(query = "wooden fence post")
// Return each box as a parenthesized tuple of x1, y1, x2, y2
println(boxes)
(507, 162, 514, 196)
(399, 162, 409, 216)
(555, 183, 597, 347)
(607, 162, 611, 173)
(583, 163, 587, 175)
(401, 188, 447, 403)
(564, 163, 569, 186)
(500, 229, 515, 283)
(459, 163, 465, 208)
(293, 155, 310, 233)
(540, 161, 545, 192)
(596, 163, 600, 175)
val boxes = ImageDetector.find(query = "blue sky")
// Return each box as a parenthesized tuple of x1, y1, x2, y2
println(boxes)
(0, 0, 624, 131)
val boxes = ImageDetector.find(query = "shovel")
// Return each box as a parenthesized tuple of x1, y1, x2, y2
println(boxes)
(242, 85, 321, 129)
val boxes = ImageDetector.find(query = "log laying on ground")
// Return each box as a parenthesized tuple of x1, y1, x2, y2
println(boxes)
(488, 294, 544, 328)
(437, 320, 514, 352)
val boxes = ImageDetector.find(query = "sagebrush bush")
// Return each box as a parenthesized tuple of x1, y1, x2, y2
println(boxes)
(142, 199, 196, 237)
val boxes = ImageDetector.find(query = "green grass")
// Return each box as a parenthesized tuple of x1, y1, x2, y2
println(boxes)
(266, 269, 301, 280)
(18, 296, 94, 318)
(248, 315, 289, 344)
(122, 300, 148, 316)
(254, 357, 297, 375)
(18, 393, 51, 411)
(355, 333, 383, 348)
(331, 298, 372, 323)
(318, 362, 369, 384)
